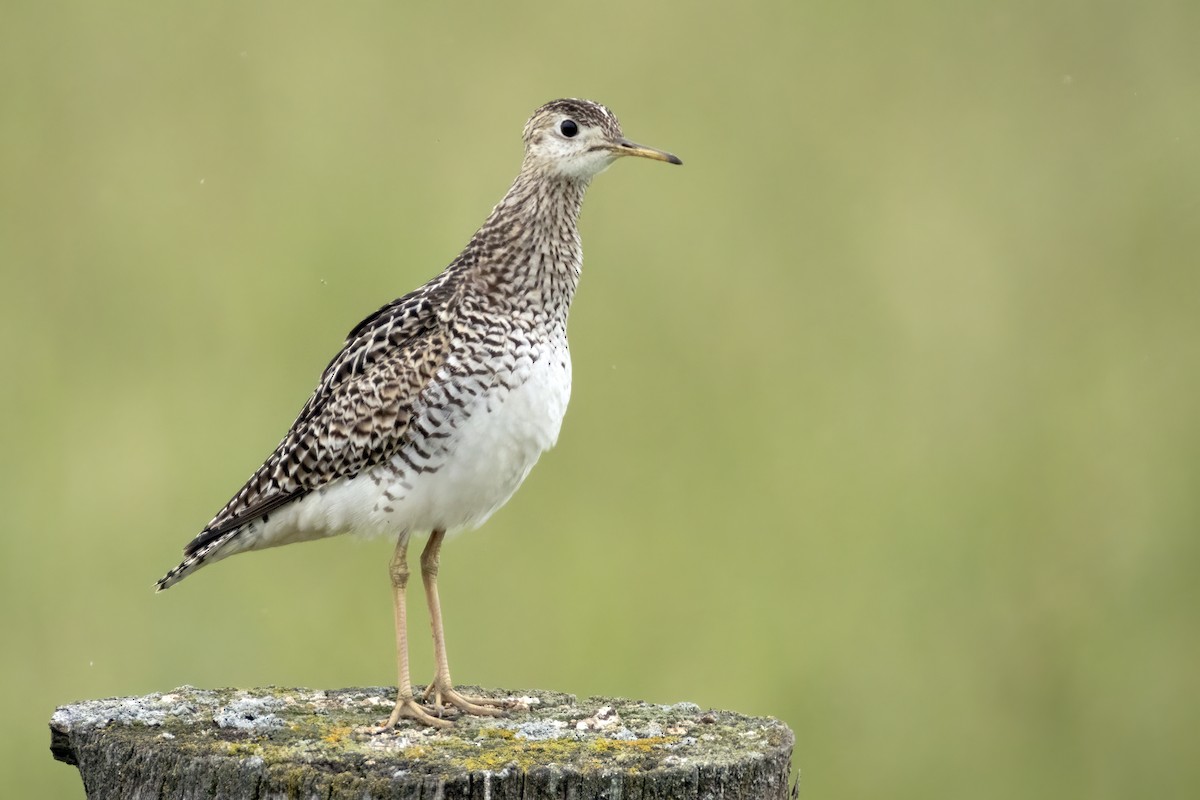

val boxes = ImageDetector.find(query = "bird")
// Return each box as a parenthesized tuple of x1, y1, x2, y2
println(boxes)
(156, 98, 682, 729)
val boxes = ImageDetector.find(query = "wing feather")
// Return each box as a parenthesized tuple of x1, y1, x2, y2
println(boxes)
(182, 277, 460, 557)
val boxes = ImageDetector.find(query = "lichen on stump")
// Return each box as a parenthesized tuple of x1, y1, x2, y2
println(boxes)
(50, 686, 795, 799)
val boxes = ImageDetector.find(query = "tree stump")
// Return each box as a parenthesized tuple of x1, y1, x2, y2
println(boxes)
(50, 686, 795, 799)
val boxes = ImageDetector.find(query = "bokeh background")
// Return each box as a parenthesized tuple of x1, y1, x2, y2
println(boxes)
(3, 1, 1198, 797)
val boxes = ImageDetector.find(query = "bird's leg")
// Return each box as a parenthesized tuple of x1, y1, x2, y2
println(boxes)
(373, 534, 451, 731)
(419, 529, 506, 717)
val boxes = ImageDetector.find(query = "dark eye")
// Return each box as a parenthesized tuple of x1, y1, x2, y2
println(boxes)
(560, 119, 579, 138)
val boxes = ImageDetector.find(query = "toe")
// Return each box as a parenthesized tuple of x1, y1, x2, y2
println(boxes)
(372, 697, 454, 731)
(445, 688, 506, 717)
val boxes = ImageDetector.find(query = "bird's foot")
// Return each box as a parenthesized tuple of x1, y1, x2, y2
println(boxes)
(371, 694, 453, 732)
(422, 681, 507, 719)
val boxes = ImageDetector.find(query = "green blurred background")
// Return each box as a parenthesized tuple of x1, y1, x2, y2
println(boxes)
(3, 1, 1198, 797)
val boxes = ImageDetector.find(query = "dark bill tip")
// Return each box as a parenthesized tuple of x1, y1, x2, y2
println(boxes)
(616, 138, 683, 165)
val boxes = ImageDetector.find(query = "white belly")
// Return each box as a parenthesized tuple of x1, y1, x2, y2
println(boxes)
(229, 342, 572, 554)
(392, 344, 573, 533)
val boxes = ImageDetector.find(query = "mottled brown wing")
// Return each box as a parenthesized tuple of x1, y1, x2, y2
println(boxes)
(182, 278, 458, 557)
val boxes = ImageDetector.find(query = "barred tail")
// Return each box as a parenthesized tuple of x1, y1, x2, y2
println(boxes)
(154, 530, 239, 591)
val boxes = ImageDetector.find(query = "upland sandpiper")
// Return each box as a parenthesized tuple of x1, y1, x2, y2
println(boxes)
(156, 99, 681, 728)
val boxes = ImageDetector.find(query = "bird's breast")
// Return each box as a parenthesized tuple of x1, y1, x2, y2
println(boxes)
(379, 334, 573, 534)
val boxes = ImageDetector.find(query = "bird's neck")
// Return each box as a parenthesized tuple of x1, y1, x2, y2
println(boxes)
(461, 168, 590, 320)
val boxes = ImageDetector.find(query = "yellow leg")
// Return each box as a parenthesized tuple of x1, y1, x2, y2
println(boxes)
(373, 534, 450, 730)
(420, 529, 505, 718)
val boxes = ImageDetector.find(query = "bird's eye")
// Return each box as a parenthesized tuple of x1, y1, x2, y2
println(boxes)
(560, 119, 579, 138)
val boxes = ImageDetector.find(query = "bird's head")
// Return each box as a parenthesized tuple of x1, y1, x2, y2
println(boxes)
(521, 98, 681, 181)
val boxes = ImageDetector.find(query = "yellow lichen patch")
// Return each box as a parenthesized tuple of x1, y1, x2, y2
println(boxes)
(322, 726, 352, 745)
(590, 736, 674, 755)
(403, 745, 429, 760)
(441, 735, 679, 774)
(224, 742, 263, 757)
(478, 728, 516, 740)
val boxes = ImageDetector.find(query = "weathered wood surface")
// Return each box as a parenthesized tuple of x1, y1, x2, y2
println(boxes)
(51, 686, 795, 799)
